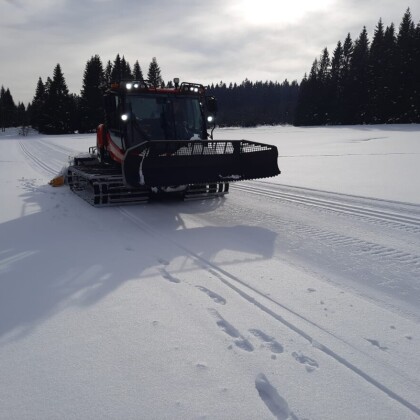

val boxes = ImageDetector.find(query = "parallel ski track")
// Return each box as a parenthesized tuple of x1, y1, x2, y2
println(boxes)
(231, 182, 420, 233)
(230, 184, 420, 272)
(36, 139, 80, 156)
(19, 139, 84, 178)
(19, 141, 58, 176)
(119, 206, 420, 417)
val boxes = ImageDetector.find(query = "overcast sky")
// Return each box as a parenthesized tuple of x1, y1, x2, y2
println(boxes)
(1, 0, 419, 105)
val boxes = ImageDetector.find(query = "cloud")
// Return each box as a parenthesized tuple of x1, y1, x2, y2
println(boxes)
(1, 0, 419, 104)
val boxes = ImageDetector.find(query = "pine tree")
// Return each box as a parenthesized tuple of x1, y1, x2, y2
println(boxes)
(342, 33, 354, 72)
(104, 60, 113, 85)
(339, 33, 354, 124)
(80, 55, 105, 132)
(368, 19, 386, 122)
(396, 8, 416, 121)
(414, 22, 420, 120)
(382, 23, 398, 122)
(44, 77, 52, 96)
(16, 102, 28, 132)
(43, 64, 73, 134)
(0, 86, 17, 129)
(296, 49, 333, 125)
(68, 93, 81, 134)
(330, 41, 345, 123)
(318, 48, 332, 124)
(0, 86, 6, 131)
(294, 61, 321, 125)
(147, 57, 163, 87)
(121, 56, 132, 80)
(133, 60, 144, 81)
(111, 54, 122, 82)
(30, 77, 47, 131)
(348, 27, 370, 123)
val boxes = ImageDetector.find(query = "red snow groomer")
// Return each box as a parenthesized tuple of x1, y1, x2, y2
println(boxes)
(67, 79, 280, 206)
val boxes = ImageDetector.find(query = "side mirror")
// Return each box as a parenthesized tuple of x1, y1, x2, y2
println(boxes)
(205, 96, 217, 140)
(206, 96, 218, 114)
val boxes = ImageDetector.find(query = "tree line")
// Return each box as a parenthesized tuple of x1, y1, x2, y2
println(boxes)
(295, 8, 420, 125)
(0, 86, 28, 131)
(208, 79, 299, 126)
(1, 55, 163, 134)
(1, 8, 419, 132)
(30, 55, 163, 134)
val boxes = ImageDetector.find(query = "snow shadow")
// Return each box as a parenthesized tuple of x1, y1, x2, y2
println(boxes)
(0, 182, 277, 342)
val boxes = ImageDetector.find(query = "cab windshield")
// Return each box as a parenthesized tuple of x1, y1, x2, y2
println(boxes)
(125, 94, 204, 144)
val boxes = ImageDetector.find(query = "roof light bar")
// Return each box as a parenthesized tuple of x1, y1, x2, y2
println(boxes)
(112, 80, 148, 91)
(180, 82, 205, 94)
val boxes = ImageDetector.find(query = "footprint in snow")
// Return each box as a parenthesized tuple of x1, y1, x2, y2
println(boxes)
(158, 258, 170, 266)
(249, 329, 284, 355)
(196, 286, 226, 305)
(195, 362, 208, 370)
(255, 373, 298, 420)
(208, 309, 254, 352)
(292, 352, 319, 373)
(159, 268, 181, 284)
(365, 338, 388, 351)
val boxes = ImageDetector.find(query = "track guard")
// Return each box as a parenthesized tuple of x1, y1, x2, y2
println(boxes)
(123, 140, 280, 188)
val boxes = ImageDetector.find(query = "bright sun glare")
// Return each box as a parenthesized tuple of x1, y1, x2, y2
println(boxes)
(231, 0, 335, 25)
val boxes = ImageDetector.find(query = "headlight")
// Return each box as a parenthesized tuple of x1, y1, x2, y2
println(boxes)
(121, 114, 129, 121)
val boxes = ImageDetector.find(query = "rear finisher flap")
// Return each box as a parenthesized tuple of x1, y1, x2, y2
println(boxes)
(122, 140, 280, 188)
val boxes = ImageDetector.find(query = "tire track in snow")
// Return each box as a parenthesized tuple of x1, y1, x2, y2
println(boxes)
(119, 207, 420, 417)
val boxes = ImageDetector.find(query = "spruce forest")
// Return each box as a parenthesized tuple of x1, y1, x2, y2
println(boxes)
(0, 9, 419, 133)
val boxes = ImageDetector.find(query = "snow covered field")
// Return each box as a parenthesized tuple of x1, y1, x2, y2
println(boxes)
(0, 125, 419, 419)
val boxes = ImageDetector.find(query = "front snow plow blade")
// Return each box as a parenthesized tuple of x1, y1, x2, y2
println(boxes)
(123, 140, 280, 188)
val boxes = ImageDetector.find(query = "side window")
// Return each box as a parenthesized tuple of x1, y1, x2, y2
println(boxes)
(105, 95, 118, 129)
(105, 95, 123, 148)
(184, 99, 203, 132)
